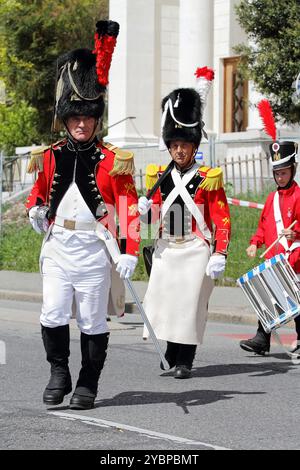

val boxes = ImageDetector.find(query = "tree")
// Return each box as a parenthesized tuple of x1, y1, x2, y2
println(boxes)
(235, 0, 300, 123)
(0, 95, 39, 154)
(0, 0, 108, 143)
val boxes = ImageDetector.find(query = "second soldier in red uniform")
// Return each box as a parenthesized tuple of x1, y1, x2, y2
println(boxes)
(138, 87, 231, 378)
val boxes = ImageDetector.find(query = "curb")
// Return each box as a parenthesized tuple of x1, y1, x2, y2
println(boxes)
(0, 289, 257, 326)
(0, 289, 138, 315)
(0, 289, 42, 303)
(208, 311, 257, 327)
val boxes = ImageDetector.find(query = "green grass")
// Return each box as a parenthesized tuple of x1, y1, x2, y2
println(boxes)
(0, 192, 269, 283)
(221, 204, 261, 284)
(0, 224, 42, 272)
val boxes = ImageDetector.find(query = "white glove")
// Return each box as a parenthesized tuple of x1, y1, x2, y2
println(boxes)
(138, 196, 153, 215)
(116, 254, 138, 279)
(28, 205, 49, 234)
(206, 254, 226, 280)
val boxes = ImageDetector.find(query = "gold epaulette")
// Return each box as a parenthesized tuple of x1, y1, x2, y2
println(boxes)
(27, 140, 66, 174)
(145, 164, 167, 190)
(199, 166, 224, 191)
(103, 142, 135, 176)
(27, 146, 50, 173)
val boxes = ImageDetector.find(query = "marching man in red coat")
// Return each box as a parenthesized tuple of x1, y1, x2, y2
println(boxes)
(138, 86, 231, 378)
(26, 21, 140, 409)
(240, 100, 300, 356)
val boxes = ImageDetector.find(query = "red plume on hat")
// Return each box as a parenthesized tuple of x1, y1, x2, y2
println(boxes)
(93, 20, 120, 87)
(257, 99, 298, 170)
(257, 99, 277, 141)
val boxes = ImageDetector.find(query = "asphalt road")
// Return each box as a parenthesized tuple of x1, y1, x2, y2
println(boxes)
(0, 298, 300, 451)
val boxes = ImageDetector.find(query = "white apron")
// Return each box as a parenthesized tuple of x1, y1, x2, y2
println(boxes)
(143, 237, 214, 345)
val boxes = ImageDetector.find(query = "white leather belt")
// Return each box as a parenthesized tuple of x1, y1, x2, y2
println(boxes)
(161, 233, 196, 243)
(54, 216, 96, 231)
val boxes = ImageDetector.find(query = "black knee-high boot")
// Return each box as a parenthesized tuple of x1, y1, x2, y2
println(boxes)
(69, 332, 109, 410)
(174, 344, 197, 379)
(41, 325, 72, 405)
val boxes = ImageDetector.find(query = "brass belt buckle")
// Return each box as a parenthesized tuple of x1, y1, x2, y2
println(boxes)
(64, 219, 76, 230)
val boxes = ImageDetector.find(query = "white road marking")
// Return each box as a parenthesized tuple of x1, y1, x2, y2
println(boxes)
(49, 411, 230, 450)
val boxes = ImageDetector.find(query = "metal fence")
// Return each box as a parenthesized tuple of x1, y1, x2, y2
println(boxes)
(217, 153, 273, 195)
(1, 135, 299, 199)
(2, 153, 34, 194)
(0, 149, 277, 198)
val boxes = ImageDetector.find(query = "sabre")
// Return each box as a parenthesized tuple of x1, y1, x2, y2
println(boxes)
(95, 223, 169, 370)
(125, 278, 169, 370)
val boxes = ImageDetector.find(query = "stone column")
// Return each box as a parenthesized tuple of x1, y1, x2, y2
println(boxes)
(107, 0, 158, 145)
(179, 0, 213, 130)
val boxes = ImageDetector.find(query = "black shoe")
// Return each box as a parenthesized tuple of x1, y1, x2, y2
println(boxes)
(239, 336, 270, 355)
(174, 365, 192, 379)
(69, 388, 96, 410)
(43, 383, 72, 406)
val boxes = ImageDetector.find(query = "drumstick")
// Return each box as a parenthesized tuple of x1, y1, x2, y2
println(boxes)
(259, 220, 297, 259)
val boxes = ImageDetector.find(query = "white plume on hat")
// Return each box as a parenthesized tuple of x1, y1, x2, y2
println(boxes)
(194, 66, 215, 107)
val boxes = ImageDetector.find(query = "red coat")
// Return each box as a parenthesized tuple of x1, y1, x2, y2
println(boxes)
(250, 181, 300, 272)
(25, 140, 140, 257)
(148, 165, 231, 255)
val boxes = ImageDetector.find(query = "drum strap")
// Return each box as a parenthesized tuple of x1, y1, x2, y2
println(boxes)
(273, 192, 289, 251)
(273, 192, 300, 254)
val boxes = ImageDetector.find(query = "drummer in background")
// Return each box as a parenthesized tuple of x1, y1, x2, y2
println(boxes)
(240, 139, 300, 356)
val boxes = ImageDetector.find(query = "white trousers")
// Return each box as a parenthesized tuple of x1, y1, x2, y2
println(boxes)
(40, 226, 111, 335)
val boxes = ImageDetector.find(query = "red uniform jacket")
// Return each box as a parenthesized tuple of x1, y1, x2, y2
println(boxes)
(250, 181, 300, 273)
(25, 139, 140, 257)
(148, 165, 231, 255)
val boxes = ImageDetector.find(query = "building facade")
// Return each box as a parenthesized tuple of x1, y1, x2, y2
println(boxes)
(107, 0, 298, 174)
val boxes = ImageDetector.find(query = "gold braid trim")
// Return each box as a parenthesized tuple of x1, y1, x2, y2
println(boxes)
(103, 142, 135, 176)
(199, 166, 224, 191)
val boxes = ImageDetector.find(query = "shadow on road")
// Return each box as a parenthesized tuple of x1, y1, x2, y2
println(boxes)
(95, 389, 265, 414)
(189, 361, 297, 378)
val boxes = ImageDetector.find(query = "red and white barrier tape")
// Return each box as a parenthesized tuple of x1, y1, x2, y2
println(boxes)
(227, 197, 264, 210)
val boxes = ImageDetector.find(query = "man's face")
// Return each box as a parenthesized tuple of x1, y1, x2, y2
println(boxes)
(66, 115, 97, 142)
(169, 140, 196, 170)
(274, 167, 293, 187)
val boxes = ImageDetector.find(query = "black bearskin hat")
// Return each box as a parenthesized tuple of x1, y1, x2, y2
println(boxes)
(54, 20, 119, 129)
(161, 88, 203, 148)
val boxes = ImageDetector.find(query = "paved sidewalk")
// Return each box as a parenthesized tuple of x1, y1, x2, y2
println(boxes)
(0, 270, 258, 327)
